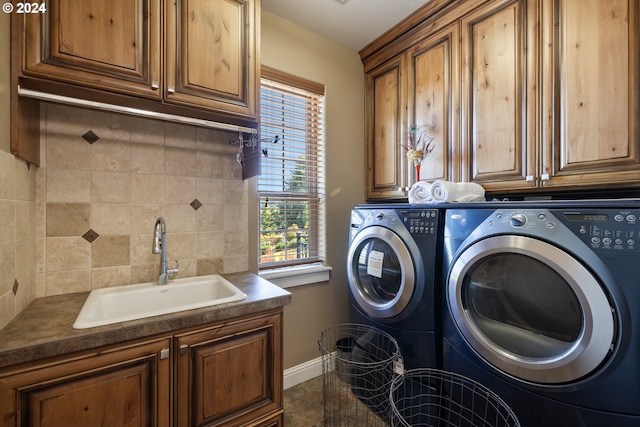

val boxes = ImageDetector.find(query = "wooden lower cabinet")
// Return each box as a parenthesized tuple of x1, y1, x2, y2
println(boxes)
(249, 413, 283, 427)
(0, 337, 172, 427)
(175, 312, 283, 427)
(0, 309, 284, 427)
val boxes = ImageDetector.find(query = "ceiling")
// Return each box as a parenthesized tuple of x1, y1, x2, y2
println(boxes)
(261, 0, 432, 51)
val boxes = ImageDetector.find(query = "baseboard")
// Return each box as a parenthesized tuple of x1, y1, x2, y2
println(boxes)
(283, 355, 324, 390)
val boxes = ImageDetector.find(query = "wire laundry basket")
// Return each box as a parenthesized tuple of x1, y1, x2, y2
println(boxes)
(390, 368, 521, 427)
(319, 323, 401, 426)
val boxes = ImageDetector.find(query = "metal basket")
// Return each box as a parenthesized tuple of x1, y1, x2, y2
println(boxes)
(390, 368, 521, 427)
(319, 323, 401, 426)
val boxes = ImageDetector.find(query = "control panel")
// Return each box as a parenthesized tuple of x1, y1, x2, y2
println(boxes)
(482, 208, 640, 253)
(554, 209, 640, 253)
(397, 209, 439, 235)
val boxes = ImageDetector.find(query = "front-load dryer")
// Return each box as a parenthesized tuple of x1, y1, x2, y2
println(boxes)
(348, 204, 444, 370)
(442, 200, 640, 426)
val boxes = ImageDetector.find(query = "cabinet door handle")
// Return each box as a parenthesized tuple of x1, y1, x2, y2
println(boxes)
(151, 81, 160, 90)
(160, 348, 170, 359)
(525, 175, 535, 182)
(179, 344, 189, 355)
(168, 86, 176, 94)
(540, 174, 550, 181)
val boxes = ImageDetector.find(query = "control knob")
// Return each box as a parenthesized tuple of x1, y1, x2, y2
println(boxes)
(510, 213, 527, 227)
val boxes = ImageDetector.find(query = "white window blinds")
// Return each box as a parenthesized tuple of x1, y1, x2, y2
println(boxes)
(258, 68, 325, 268)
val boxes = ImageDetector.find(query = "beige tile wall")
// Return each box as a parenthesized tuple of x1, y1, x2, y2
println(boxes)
(36, 103, 250, 297)
(0, 150, 37, 330)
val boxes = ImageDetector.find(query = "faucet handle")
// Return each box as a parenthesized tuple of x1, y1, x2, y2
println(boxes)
(167, 260, 179, 277)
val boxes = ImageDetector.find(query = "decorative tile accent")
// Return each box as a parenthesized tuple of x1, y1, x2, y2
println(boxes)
(12, 280, 18, 296)
(82, 130, 100, 144)
(190, 199, 202, 210)
(82, 229, 100, 243)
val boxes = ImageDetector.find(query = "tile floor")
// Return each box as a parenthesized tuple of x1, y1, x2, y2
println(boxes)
(283, 373, 388, 426)
(283, 375, 325, 426)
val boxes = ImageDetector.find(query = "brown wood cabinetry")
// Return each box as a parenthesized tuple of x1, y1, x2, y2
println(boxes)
(19, 0, 162, 100)
(460, 0, 538, 192)
(407, 23, 460, 184)
(364, 54, 406, 200)
(175, 311, 283, 427)
(11, 0, 259, 166)
(0, 337, 172, 427)
(165, 0, 258, 119)
(364, 22, 460, 200)
(540, 0, 640, 189)
(0, 310, 283, 427)
(362, 0, 640, 198)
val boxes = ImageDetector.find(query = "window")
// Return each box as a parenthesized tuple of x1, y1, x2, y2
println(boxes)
(258, 68, 325, 269)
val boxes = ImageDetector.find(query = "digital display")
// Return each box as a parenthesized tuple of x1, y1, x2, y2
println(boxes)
(563, 213, 608, 221)
(402, 211, 420, 218)
(400, 211, 422, 218)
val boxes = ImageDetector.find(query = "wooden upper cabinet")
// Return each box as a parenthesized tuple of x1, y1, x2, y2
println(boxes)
(21, 0, 162, 98)
(460, 0, 537, 192)
(407, 23, 460, 183)
(541, 0, 640, 188)
(362, 0, 639, 197)
(365, 55, 407, 200)
(12, 0, 259, 166)
(165, 0, 258, 118)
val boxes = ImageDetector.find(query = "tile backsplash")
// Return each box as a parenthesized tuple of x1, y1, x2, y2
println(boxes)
(0, 149, 37, 330)
(36, 103, 249, 297)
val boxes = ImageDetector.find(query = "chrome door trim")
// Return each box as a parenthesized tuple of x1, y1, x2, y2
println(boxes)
(449, 235, 615, 384)
(348, 226, 415, 319)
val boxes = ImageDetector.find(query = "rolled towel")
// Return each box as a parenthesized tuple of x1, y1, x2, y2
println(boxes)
(408, 181, 433, 204)
(429, 180, 485, 203)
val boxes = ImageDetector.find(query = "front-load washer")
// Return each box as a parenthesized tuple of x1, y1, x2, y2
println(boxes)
(442, 200, 640, 426)
(348, 204, 444, 370)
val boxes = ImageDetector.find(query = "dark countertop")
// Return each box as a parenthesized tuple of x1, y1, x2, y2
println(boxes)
(0, 272, 291, 369)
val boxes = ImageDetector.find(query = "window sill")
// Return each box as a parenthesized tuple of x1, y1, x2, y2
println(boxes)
(259, 264, 332, 289)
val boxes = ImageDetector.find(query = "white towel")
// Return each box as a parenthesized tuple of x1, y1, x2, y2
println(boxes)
(408, 181, 433, 204)
(429, 180, 485, 203)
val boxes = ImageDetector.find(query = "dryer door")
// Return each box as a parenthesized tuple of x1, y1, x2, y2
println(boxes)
(348, 226, 415, 319)
(448, 235, 615, 384)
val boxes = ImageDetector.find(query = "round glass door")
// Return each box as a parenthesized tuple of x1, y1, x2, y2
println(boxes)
(347, 226, 415, 319)
(449, 235, 615, 384)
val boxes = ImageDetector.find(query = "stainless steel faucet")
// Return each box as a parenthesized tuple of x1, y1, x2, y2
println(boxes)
(152, 217, 179, 285)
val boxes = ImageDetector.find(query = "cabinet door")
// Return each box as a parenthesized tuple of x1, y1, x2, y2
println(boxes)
(165, 0, 258, 119)
(541, 0, 640, 188)
(365, 55, 407, 200)
(20, 0, 162, 98)
(250, 413, 283, 427)
(0, 337, 171, 427)
(407, 24, 460, 183)
(460, 0, 538, 191)
(175, 311, 283, 427)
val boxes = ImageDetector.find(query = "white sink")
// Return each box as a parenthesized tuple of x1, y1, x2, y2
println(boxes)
(73, 274, 247, 329)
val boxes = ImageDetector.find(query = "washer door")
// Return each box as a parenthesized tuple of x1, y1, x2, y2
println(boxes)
(348, 226, 415, 319)
(449, 235, 615, 384)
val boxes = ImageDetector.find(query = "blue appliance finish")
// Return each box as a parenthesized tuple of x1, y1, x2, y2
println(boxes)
(348, 205, 444, 370)
(442, 200, 640, 426)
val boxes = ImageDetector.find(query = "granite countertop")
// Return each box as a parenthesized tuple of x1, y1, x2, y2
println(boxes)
(0, 272, 291, 369)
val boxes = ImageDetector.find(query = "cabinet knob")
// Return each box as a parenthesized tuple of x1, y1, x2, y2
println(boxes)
(151, 81, 160, 90)
(179, 344, 189, 355)
(525, 175, 535, 182)
(160, 348, 170, 359)
(541, 174, 550, 181)
(168, 86, 176, 94)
